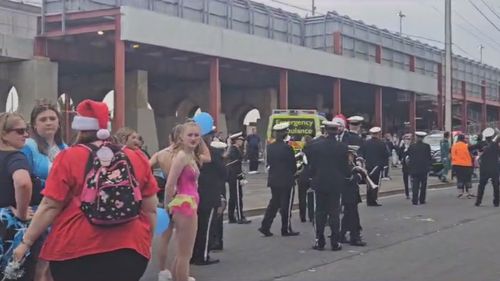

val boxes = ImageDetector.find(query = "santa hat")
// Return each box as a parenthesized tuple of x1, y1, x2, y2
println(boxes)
(71, 99, 110, 140)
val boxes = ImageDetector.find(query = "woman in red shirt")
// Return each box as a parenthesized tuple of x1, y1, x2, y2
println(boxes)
(14, 100, 159, 281)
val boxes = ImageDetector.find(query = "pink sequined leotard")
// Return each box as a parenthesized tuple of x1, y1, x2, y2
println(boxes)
(168, 165, 200, 216)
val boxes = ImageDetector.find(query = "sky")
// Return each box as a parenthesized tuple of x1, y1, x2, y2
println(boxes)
(257, 0, 500, 68)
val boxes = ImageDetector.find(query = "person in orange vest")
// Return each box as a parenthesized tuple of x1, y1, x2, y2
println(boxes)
(451, 134, 474, 198)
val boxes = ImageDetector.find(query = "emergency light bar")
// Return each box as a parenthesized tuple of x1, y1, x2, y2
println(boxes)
(272, 109, 318, 115)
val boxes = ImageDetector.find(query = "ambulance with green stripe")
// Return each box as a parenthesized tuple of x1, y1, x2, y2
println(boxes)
(266, 109, 326, 152)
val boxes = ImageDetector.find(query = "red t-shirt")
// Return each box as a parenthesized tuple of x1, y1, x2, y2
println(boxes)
(39, 145, 159, 261)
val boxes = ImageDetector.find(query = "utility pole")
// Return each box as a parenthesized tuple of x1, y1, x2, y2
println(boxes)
(479, 44, 485, 63)
(312, 0, 317, 16)
(397, 11, 406, 34)
(444, 0, 452, 133)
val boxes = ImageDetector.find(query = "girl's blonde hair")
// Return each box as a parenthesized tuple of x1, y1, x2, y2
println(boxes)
(172, 121, 202, 165)
(115, 127, 137, 145)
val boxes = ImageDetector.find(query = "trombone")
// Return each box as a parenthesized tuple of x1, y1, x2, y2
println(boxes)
(348, 146, 379, 190)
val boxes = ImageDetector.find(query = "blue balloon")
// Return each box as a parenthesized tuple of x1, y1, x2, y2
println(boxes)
(193, 112, 214, 136)
(155, 208, 170, 236)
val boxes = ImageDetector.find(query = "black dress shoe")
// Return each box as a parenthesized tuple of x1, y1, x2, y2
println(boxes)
(349, 238, 367, 247)
(282, 231, 300, 237)
(474, 202, 481, 207)
(258, 227, 273, 237)
(192, 259, 220, 266)
(300, 217, 307, 223)
(237, 218, 252, 224)
(367, 202, 382, 207)
(228, 218, 237, 224)
(331, 242, 342, 251)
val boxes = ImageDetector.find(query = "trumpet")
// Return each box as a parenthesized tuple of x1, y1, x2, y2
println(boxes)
(348, 146, 379, 190)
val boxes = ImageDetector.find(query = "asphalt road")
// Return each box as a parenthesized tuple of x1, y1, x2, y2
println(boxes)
(142, 186, 500, 281)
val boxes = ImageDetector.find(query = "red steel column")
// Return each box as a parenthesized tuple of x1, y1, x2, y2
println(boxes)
(437, 63, 443, 130)
(461, 81, 467, 133)
(409, 92, 416, 133)
(34, 37, 47, 57)
(374, 87, 383, 127)
(279, 69, 288, 109)
(481, 80, 487, 129)
(409, 55, 416, 72)
(209, 57, 221, 128)
(333, 78, 342, 115)
(375, 45, 382, 64)
(113, 16, 125, 131)
(333, 31, 343, 55)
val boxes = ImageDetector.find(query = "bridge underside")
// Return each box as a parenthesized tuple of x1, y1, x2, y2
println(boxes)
(1, 7, 498, 152)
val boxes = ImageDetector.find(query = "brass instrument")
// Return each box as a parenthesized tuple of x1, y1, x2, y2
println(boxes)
(295, 151, 308, 177)
(348, 146, 378, 190)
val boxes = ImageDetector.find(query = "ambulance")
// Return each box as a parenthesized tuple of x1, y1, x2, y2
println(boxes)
(266, 109, 326, 153)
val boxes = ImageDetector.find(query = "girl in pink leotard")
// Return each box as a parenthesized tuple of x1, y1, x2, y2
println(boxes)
(165, 121, 211, 281)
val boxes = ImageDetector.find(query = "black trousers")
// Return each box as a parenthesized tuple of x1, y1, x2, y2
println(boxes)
(411, 173, 428, 204)
(50, 249, 148, 281)
(228, 174, 244, 220)
(192, 207, 217, 262)
(315, 191, 341, 243)
(454, 166, 473, 192)
(476, 171, 500, 206)
(298, 178, 314, 222)
(402, 169, 410, 198)
(341, 203, 361, 238)
(248, 149, 259, 172)
(261, 185, 294, 233)
(367, 166, 382, 205)
(210, 193, 226, 250)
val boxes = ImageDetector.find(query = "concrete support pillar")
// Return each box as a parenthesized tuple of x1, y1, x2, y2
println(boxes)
(333, 31, 342, 55)
(0, 58, 58, 118)
(437, 63, 443, 130)
(481, 80, 487, 130)
(279, 69, 288, 109)
(409, 92, 416, 133)
(209, 57, 221, 128)
(374, 87, 383, 127)
(114, 16, 126, 131)
(125, 70, 158, 152)
(333, 78, 341, 115)
(461, 81, 467, 132)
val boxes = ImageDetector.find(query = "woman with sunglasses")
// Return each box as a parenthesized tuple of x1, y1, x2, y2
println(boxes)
(0, 112, 35, 280)
(21, 102, 67, 281)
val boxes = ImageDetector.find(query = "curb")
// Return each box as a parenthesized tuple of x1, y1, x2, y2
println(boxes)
(240, 182, 456, 218)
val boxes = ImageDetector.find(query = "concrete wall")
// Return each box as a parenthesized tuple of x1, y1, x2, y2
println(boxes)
(0, 58, 58, 118)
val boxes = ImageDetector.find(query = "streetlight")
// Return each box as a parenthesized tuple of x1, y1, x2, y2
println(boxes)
(397, 10, 406, 35)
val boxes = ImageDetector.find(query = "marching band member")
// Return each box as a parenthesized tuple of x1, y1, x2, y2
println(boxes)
(360, 127, 389, 207)
(259, 122, 299, 237)
(408, 132, 432, 205)
(399, 134, 412, 199)
(346, 116, 364, 146)
(308, 119, 350, 251)
(298, 135, 314, 223)
(225, 132, 251, 224)
(475, 128, 499, 207)
(340, 146, 367, 246)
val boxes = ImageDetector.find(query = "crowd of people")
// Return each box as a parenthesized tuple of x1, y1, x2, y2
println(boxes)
(1, 98, 499, 281)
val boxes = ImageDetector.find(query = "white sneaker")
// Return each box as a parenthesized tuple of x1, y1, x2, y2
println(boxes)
(158, 270, 172, 281)
(188, 277, 196, 281)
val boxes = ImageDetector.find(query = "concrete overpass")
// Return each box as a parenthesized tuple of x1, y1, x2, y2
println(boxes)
(2, 0, 500, 151)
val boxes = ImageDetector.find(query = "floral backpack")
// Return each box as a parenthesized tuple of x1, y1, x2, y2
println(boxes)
(79, 143, 142, 226)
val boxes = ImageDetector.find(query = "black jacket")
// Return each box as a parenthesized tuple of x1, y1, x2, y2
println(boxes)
(398, 144, 411, 172)
(307, 136, 350, 194)
(198, 148, 226, 209)
(266, 140, 297, 188)
(360, 138, 390, 169)
(479, 140, 499, 174)
(226, 145, 243, 175)
(344, 131, 364, 147)
(408, 141, 432, 175)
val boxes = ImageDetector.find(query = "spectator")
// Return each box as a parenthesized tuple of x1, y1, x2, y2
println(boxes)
(13, 100, 159, 281)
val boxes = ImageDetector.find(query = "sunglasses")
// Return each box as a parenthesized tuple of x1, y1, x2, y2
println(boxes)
(7, 127, 29, 135)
